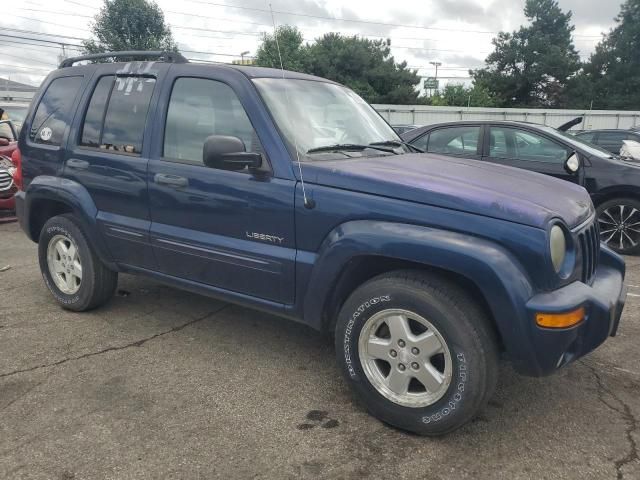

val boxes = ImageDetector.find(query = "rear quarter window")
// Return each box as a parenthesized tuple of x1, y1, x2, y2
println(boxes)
(29, 76, 83, 146)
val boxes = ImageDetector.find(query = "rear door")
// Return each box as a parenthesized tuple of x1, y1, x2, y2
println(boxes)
(64, 64, 169, 269)
(147, 68, 296, 304)
(482, 125, 580, 185)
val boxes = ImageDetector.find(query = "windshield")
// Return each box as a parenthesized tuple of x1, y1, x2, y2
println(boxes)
(537, 125, 616, 159)
(253, 78, 402, 160)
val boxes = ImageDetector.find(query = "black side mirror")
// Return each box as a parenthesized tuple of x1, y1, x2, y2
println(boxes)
(564, 151, 580, 174)
(203, 135, 262, 171)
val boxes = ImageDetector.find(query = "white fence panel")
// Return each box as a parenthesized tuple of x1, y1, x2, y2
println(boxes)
(373, 104, 640, 131)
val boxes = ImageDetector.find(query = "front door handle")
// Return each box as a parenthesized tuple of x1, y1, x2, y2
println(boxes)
(154, 173, 189, 188)
(66, 158, 89, 170)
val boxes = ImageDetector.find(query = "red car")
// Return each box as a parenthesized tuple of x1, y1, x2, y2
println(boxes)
(0, 118, 18, 212)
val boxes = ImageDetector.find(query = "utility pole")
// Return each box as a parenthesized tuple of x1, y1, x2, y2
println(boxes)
(429, 61, 442, 96)
(240, 50, 250, 64)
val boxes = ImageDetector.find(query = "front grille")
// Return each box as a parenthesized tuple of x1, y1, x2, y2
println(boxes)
(577, 219, 599, 285)
(0, 170, 12, 191)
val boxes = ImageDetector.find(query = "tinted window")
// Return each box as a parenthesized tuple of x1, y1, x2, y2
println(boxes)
(80, 76, 155, 154)
(427, 126, 480, 155)
(575, 131, 596, 143)
(599, 131, 628, 143)
(30, 76, 83, 146)
(164, 78, 262, 165)
(489, 127, 569, 163)
(411, 133, 429, 152)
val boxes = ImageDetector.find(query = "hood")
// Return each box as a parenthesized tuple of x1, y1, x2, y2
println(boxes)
(302, 153, 593, 229)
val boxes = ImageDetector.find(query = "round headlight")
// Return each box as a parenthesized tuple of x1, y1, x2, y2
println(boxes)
(550, 225, 567, 273)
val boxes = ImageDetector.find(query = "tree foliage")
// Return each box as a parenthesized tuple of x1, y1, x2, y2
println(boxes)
(568, 0, 640, 109)
(83, 0, 177, 54)
(472, 0, 580, 108)
(254, 26, 421, 104)
(420, 84, 497, 107)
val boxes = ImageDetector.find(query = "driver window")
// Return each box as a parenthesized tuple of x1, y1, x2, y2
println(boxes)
(163, 78, 263, 165)
(489, 127, 569, 163)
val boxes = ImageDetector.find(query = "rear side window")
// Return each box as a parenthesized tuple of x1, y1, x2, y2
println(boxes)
(427, 126, 480, 155)
(29, 76, 83, 146)
(80, 76, 156, 154)
(575, 131, 596, 143)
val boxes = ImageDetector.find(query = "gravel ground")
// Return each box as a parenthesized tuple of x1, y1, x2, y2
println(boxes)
(0, 220, 639, 480)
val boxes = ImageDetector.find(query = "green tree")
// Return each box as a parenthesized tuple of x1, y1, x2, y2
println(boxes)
(305, 34, 421, 104)
(472, 0, 580, 107)
(422, 84, 497, 107)
(83, 0, 177, 54)
(254, 25, 307, 72)
(254, 28, 421, 104)
(569, 0, 640, 109)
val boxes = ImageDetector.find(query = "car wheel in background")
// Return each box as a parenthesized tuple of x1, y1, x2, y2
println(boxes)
(596, 198, 640, 255)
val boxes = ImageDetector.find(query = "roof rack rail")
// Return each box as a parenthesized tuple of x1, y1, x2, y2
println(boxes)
(59, 50, 188, 68)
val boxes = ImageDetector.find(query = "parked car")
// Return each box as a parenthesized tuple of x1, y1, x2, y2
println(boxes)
(0, 118, 18, 212)
(15, 51, 626, 435)
(392, 124, 420, 135)
(402, 121, 640, 255)
(573, 129, 640, 155)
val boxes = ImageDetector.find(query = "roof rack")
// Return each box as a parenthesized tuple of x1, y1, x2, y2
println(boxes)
(59, 50, 188, 68)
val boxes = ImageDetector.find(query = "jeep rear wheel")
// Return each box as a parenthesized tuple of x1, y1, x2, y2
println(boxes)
(335, 270, 499, 435)
(38, 214, 118, 311)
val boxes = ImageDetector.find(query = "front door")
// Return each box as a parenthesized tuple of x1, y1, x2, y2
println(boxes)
(147, 72, 296, 304)
(482, 125, 582, 185)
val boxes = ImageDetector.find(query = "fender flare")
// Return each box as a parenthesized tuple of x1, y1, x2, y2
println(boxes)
(23, 176, 115, 266)
(303, 220, 536, 368)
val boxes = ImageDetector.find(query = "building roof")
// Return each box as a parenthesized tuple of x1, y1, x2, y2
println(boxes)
(0, 78, 38, 93)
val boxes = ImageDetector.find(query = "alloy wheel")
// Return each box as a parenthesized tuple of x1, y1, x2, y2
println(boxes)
(46, 234, 83, 295)
(598, 204, 640, 252)
(358, 309, 453, 408)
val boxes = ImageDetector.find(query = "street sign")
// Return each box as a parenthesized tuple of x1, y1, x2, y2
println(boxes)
(424, 77, 439, 89)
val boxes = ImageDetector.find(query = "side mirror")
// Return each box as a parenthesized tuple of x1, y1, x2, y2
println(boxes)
(0, 137, 10, 147)
(203, 135, 262, 171)
(564, 152, 580, 174)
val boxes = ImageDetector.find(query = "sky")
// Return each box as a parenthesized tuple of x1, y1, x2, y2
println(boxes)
(0, 0, 625, 89)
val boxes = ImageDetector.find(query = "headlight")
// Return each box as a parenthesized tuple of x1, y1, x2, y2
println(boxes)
(550, 225, 567, 273)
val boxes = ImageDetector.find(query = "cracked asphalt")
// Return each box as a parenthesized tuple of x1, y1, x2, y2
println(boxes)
(1, 220, 639, 480)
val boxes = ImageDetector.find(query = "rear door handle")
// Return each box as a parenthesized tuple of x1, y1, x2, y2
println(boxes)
(154, 173, 189, 188)
(66, 159, 89, 170)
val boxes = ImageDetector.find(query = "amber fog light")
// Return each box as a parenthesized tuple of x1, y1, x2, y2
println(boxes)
(536, 307, 585, 329)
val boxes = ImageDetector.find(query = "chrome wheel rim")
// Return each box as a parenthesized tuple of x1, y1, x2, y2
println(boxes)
(358, 308, 453, 408)
(599, 204, 640, 251)
(46, 234, 82, 295)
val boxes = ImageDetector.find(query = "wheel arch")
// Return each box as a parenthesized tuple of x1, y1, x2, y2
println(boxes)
(591, 186, 640, 207)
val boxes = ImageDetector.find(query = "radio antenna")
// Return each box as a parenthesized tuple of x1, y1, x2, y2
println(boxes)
(268, 3, 313, 209)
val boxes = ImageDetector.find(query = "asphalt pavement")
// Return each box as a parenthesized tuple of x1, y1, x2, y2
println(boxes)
(1, 220, 639, 479)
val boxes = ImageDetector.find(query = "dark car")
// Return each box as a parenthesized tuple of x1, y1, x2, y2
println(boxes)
(403, 121, 640, 255)
(14, 51, 626, 435)
(573, 129, 640, 156)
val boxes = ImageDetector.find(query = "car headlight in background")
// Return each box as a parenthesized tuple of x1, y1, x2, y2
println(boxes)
(550, 225, 567, 273)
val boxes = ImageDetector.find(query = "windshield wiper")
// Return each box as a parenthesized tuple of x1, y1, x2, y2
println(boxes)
(306, 143, 398, 154)
(369, 140, 424, 153)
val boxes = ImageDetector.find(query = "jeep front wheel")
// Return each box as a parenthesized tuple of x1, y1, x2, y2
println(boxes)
(335, 270, 499, 435)
(38, 214, 118, 311)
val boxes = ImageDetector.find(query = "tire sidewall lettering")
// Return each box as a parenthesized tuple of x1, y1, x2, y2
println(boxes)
(343, 295, 391, 379)
(421, 352, 468, 424)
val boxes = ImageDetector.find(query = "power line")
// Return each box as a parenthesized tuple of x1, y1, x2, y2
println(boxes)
(5, 14, 91, 32)
(0, 63, 51, 72)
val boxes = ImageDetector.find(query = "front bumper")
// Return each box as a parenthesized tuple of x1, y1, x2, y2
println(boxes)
(521, 246, 626, 376)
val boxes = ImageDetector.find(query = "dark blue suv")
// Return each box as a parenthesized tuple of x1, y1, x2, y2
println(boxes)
(14, 52, 627, 435)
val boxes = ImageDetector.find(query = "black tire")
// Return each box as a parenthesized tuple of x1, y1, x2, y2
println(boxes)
(38, 214, 118, 311)
(335, 270, 499, 436)
(596, 198, 640, 255)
